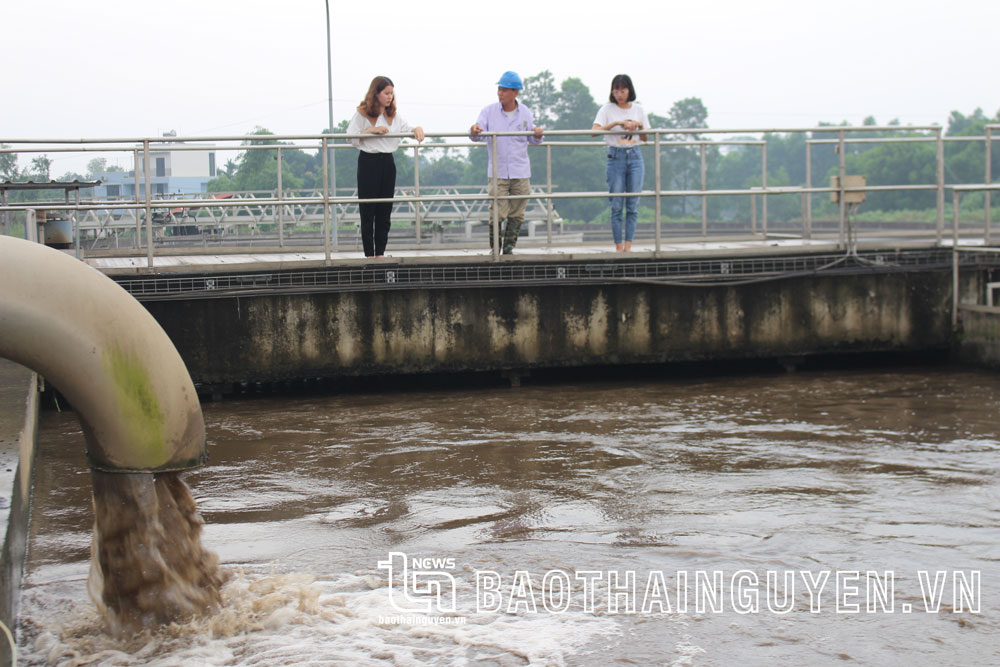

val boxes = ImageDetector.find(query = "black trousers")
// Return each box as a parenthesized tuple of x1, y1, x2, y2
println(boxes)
(357, 151, 396, 257)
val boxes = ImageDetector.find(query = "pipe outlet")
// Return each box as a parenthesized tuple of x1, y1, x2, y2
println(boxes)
(0, 236, 206, 472)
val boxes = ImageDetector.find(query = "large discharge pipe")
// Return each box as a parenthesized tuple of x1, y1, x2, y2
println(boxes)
(0, 235, 206, 472)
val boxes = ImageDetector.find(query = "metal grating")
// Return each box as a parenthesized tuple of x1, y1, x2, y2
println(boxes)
(116, 249, 968, 301)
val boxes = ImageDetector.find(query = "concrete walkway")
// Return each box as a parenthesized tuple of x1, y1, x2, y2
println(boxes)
(77, 231, 989, 277)
(83, 237, 865, 276)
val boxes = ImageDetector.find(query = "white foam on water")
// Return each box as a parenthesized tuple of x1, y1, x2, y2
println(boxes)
(20, 566, 624, 666)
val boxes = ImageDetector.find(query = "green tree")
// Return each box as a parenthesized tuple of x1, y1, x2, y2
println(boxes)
(545, 77, 604, 221)
(521, 70, 559, 127)
(420, 153, 468, 187)
(944, 108, 1000, 186)
(667, 97, 709, 138)
(330, 119, 357, 195)
(551, 77, 599, 132)
(207, 127, 304, 193)
(28, 155, 52, 180)
(86, 158, 107, 178)
(656, 98, 711, 216)
(844, 140, 937, 211)
(0, 145, 17, 181)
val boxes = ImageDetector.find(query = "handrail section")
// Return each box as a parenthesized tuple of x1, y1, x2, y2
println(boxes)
(2, 125, 997, 266)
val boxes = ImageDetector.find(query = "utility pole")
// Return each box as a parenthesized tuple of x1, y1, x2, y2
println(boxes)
(325, 0, 338, 245)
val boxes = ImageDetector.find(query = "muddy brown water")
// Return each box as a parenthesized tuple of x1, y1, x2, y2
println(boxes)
(15, 366, 1000, 665)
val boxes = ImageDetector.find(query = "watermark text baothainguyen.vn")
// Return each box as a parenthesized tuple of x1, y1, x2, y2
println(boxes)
(377, 552, 981, 621)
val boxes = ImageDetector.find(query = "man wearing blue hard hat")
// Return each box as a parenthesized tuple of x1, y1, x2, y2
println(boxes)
(470, 71, 545, 255)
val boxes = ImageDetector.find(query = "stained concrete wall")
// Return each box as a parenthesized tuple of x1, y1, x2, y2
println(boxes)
(957, 306, 1000, 368)
(955, 266, 1000, 369)
(0, 360, 38, 665)
(143, 270, 955, 386)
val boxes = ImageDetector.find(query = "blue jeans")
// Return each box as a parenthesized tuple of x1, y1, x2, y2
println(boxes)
(606, 146, 644, 244)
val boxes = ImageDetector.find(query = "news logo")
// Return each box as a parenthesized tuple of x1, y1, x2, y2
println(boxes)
(377, 551, 457, 614)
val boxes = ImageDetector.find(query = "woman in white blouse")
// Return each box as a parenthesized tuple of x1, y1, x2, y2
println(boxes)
(347, 76, 425, 257)
(592, 74, 649, 252)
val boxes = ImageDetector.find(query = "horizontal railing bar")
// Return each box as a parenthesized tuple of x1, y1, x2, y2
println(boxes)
(0, 184, 920, 213)
(1, 138, 772, 156)
(0, 125, 942, 146)
(951, 184, 1000, 192)
(808, 136, 986, 145)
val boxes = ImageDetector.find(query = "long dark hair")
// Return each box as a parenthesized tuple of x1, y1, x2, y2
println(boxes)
(359, 75, 396, 119)
(609, 74, 636, 103)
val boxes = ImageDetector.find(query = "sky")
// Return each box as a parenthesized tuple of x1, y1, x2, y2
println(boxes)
(4, 0, 999, 175)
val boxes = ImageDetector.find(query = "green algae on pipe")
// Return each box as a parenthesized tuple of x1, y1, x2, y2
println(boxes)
(0, 235, 206, 472)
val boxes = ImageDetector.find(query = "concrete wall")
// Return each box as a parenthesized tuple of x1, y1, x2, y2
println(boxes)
(957, 306, 1000, 368)
(0, 361, 39, 665)
(955, 266, 1000, 369)
(143, 270, 955, 386)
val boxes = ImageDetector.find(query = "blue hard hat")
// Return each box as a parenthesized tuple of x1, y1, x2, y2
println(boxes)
(496, 71, 523, 90)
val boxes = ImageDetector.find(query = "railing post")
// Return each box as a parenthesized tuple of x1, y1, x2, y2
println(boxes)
(546, 143, 553, 245)
(414, 144, 422, 245)
(986, 126, 992, 245)
(805, 140, 812, 239)
(133, 148, 141, 249)
(329, 139, 338, 248)
(322, 137, 331, 264)
(25, 209, 37, 243)
(936, 127, 945, 245)
(277, 147, 284, 247)
(490, 134, 499, 260)
(654, 131, 661, 253)
(73, 187, 82, 259)
(761, 142, 768, 237)
(953, 189, 960, 246)
(700, 143, 707, 236)
(143, 139, 153, 269)
(952, 248, 959, 329)
(838, 130, 846, 249)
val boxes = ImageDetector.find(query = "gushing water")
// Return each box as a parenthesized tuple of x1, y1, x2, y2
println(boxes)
(87, 470, 226, 633)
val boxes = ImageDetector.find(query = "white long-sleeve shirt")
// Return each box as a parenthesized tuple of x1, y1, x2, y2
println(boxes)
(346, 110, 415, 153)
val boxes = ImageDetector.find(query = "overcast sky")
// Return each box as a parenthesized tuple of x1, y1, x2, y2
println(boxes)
(4, 0, 998, 174)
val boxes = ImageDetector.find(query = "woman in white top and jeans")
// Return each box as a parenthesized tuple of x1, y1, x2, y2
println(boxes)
(592, 74, 649, 252)
(347, 76, 424, 257)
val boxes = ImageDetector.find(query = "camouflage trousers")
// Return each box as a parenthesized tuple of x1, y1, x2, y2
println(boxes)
(488, 178, 531, 254)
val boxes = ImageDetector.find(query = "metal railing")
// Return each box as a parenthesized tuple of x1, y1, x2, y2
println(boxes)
(68, 185, 564, 247)
(2, 125, 997, 268)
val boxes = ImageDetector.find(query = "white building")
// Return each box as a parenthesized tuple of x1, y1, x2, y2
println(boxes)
(95, 132, 218, 199)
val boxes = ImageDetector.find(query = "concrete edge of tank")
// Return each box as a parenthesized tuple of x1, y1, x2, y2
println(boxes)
(0, 359, 40, 664)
